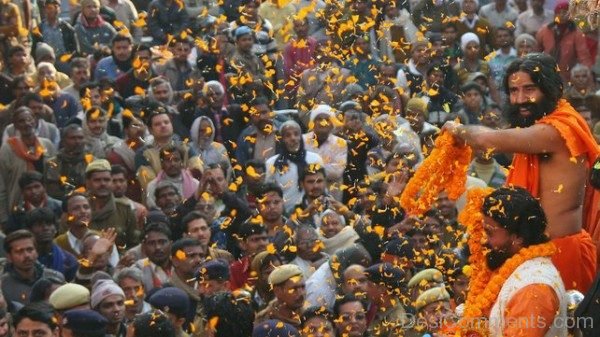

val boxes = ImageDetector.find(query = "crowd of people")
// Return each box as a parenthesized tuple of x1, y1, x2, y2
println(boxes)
(0, 0, 598, 336)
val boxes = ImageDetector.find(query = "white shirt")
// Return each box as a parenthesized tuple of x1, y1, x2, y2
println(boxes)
(302, 132, 347, 182)
(265, 151, 323, 213)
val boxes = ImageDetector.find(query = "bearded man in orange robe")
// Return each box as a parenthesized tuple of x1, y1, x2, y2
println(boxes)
(444, 53, 600, 293)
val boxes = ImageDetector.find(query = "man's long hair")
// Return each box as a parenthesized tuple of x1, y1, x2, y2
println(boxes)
(502, 53, 564, 127)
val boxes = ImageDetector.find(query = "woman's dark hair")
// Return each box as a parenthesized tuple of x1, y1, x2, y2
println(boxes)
(132, 310, 176, 337)
(482, 186, 549, 246)
(503, 53, 563, 108)
(203, 292, 255, 337)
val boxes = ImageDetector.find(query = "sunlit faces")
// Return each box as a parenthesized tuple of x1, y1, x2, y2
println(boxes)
(320, 212, 344, 238)
(341, 265, 368, 299)
(149, 113, 173, 139)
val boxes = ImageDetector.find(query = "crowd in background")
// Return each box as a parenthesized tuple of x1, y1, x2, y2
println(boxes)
(0, 0, 596, 336)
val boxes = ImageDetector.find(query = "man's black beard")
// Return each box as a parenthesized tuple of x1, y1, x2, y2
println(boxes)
(486, 246, 513, 270)
(505, 99, 556, 128)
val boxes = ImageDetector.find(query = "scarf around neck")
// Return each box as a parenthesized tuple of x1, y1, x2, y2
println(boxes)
(8, 137, 44, 169)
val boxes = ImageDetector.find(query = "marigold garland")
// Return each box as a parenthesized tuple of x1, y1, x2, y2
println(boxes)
(400, 131, 472, 215)
(454, 188, 557, 337)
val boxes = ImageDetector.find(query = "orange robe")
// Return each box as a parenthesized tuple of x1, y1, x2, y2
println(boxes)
(506, 99, 600, 293)
(502, 284, 560, 337)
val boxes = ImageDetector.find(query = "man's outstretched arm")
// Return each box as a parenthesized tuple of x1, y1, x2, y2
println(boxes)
(443, 121, 563, 155)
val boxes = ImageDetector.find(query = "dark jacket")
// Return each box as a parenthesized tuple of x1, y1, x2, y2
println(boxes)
(147, 0, 190, 44)
(1, 262, 65, 309)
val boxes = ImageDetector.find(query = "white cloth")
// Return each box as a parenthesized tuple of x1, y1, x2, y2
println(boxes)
(265, 151, 324, 213)
(305, 262, 337, 310)
(488, 257, 567, 337)
(302, 132, 347, 200)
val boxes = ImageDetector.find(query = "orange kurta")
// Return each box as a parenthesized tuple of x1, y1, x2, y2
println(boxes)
(506, 99, 600, 293)
(502, 284, 560, 337)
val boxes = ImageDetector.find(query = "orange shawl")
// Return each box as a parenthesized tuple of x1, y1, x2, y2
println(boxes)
(7, 137, 45, 170)
(506, 99, 600, 229)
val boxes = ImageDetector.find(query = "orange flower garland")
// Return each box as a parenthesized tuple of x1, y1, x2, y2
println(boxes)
(454, 188, 558, 337)
(400, 131, 472, 215)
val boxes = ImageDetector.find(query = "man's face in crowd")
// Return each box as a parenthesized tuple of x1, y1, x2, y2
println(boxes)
(341, 265, 368, 299)
(205, 167, 228, 197)
(185, 217, 211, 247)
(119, 277, 144, 315)
(353, 37, 370, 57)
(293, 19, 309, 39)
(15, 318, 57, 337)
(98, 295, 126, 325)
(250, 104, 273, 134)
(156, 187, 182, 213)
(87, 114, 108, 137)
(464, 41, 480, 59)
(301, 172, 326, 199)
(239, 232, 268, 256)
(72, 66, 90, 87)
(236, 34, 254, 52)
(296, 230, 321, 261)
(259, 191, 284, 222)
(10, 50, 28, 69)
(517, 40, 535, 58)
(205, 86, 225, 109)
(463, 88, 483, 113)
(111, 173, 128, 198)
(113, 40, 133, 62)
(195, 194, 217, 222)
(125, 117, 145, 140)
(82, 2, 100, 21)
(144, 231, 171, 266)
(173, 244, 204, 278)
(435, 191, 456, 219)
(506, 71, 552, 128)
(343, 110, 362, 133)
(420, 300, 453, 332)
(44, 3, 60, 20)
(27, 100, 44, 121)
(14, 109, 36, 137)
(531, 0, 544, 12)
(133, 50, 152, 76)
(22, 181, 46, 205)
(87, 171, 112, 199)
(7, 238, 38, 273)
(0, 315, 9, 337)
(173, 42, 191, 63)
(282, 126, 302, 152)
(30, 220, 57, 245)
(335, 301, 368, 337)
(82, 87, 102, 107)
(572, 70, 590, 90)
(150, 113, 173, 139)
(320, 213, 344, 238)
(313, 114, 333, 138)
(67, 195, 92, 227)
(495, 29, 512, 49)
(274, 276, 306, 310)
(63, 128, 85, 153)
(412, 45, 430, 65)
(462, 0, 478, 14)
(161, 151, 183, 178)
(152, 84, 171, 104)
(442, 26, 457, 45)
